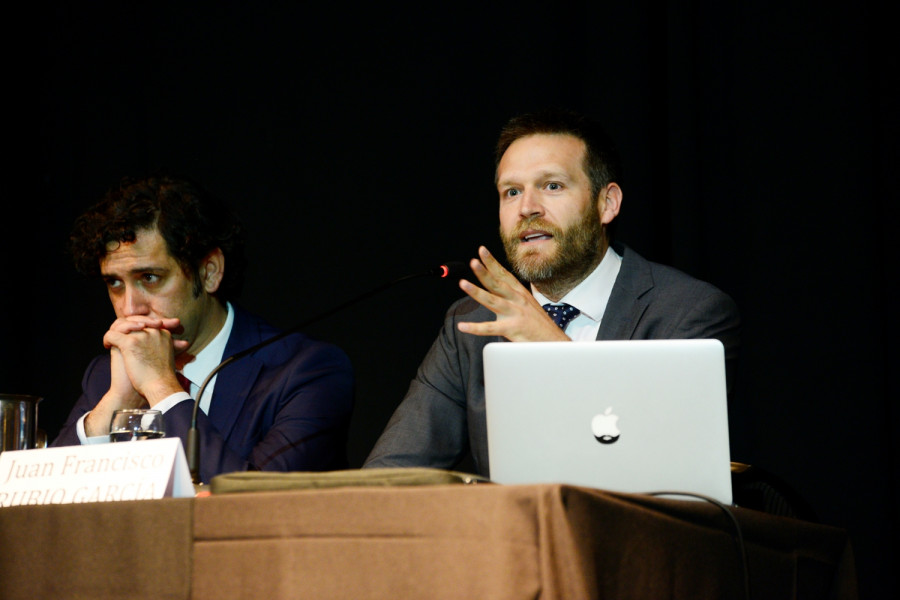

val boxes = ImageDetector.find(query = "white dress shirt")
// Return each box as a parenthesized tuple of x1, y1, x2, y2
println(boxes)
(532, 246, 622, 341)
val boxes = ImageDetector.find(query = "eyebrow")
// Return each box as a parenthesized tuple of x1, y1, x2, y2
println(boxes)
(497, 169, 572, 188)
(101, 266, 169, 279)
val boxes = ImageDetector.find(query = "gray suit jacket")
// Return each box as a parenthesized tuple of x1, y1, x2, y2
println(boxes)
(364, 244, 740, 477)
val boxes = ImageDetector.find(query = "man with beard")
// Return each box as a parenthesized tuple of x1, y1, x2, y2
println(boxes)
(52, 175, 355, 483)
(364, 109, 740, 477)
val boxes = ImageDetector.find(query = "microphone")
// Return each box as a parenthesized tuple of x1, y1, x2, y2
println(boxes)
(186, 260, 468, 483)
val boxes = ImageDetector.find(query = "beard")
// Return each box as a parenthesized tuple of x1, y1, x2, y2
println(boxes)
(501, 202, 605, 288)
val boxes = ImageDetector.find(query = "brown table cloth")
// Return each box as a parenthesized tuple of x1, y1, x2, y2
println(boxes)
(0, 496, 193, 599)
(0, 483, 856, 599)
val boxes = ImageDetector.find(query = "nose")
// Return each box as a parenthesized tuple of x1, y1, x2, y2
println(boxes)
(518, 189, 544, 219)
(120, 285, 150, 317)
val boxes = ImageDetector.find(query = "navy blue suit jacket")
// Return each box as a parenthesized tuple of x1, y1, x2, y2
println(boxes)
(52, 305, 355, 483)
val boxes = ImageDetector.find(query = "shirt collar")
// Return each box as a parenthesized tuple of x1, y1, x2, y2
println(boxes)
(181, 301, 234, 388)
(532, 245, 622, 324)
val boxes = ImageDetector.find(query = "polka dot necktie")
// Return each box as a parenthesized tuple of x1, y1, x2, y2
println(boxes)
(542, 303, 580, 330)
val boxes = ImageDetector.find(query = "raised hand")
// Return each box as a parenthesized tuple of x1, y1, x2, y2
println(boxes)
(456, 246, 569, 342)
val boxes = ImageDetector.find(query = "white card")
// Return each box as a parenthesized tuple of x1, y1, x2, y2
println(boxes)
(0, 437, 194, 506)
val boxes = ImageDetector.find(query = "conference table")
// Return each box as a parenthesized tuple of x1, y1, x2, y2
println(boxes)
(0, 479, 856, 599)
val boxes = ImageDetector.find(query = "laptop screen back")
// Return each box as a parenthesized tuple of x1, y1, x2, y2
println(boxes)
(483, 339, 732, 504)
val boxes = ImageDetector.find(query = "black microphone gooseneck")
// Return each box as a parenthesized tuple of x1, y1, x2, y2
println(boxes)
(186, 261, 468, 484)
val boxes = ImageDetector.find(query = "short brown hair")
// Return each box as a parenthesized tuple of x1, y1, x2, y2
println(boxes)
(495, 109, 623, 201)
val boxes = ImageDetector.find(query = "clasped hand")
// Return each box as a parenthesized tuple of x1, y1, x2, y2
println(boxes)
(456, 246, 570, 342)
(83, 317, 189, 437)
(103, 316, 189, 406)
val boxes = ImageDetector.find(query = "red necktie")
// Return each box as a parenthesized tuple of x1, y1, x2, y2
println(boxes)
(176, 372, 192, 395)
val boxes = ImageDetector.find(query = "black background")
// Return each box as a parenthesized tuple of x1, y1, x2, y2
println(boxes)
(2, 2, 896, 597)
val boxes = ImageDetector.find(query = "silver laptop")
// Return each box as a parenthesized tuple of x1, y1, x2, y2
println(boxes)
(483, 339, 732, 504)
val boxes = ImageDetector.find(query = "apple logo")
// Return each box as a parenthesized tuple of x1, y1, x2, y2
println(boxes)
(591, 407, 620, 444)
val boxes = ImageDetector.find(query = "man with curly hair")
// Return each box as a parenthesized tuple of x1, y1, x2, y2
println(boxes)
(52, 175, 354, 484)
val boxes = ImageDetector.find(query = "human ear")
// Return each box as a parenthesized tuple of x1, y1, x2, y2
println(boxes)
(599, 183, 623, 225)
(199, 248, 225, 293)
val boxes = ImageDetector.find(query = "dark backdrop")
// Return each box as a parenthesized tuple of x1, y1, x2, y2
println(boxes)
(2, 2, 895, 597)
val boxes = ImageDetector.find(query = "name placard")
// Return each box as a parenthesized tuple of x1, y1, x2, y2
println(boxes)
(0, 438, 194, 507)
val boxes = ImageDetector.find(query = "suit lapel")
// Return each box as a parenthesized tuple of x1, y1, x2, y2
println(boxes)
(596, 244, 654, 341)
(208, 306, 264, 440)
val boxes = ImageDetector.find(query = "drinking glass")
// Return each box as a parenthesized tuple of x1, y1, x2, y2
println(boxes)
(109, 409, 165, 442)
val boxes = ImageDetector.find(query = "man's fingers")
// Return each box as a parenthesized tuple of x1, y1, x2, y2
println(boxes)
(111, 316, 182, 331)
(109, 320, 150, 334)
(458, 312, 570, 342)
(468, 259, 500, 293)
(457, 320, 499, 336)
(159, 317, 183, 333)
(104, 324, 175, 349)
(477, 246, 505, 273)
(479, 246, 519, 282)
(459, 278, 505, 311)
(103, 329, 126, 349)
(469, 248, 519, 297)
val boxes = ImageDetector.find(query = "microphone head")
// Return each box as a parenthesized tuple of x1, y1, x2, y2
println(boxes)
(432, 261, 469, 279)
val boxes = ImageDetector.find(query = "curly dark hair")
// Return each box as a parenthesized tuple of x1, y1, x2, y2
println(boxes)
(69, 174, 246, 300)
(495, 108, 624, 202)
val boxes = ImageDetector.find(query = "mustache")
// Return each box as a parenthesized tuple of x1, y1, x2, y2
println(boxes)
(509, 216, 562, 240)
